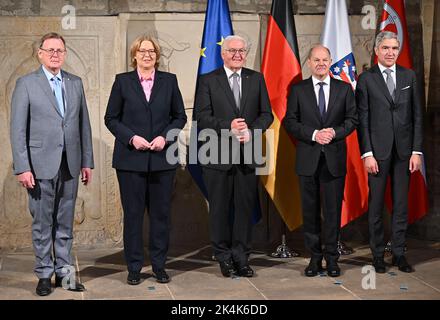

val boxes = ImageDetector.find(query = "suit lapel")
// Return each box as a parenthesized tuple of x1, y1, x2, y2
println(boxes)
(149, 70, 164, 105)
(36, 67, 63, 117)
(129, 70, 148, 108)
(371, 65, 394, 104)
(305, 77, 321, 121)
(216, 68, 239, 115)
(325, 78, 340, 122)
(239, 68, 250, 115)
(394, 65, 406, 104)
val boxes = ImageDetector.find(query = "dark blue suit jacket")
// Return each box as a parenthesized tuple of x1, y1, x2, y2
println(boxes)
(105, 70, 187, 172)
(284, 77, 358, 177)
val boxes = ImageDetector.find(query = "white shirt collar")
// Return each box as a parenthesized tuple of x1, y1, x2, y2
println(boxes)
(311, 75, 330, 86)
(378, 63, 396, 74)
(224, 65, 242, 79)
(42, 65, 62, 82)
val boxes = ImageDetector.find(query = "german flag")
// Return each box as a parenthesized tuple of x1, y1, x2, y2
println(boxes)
(261, 0, 303, 230)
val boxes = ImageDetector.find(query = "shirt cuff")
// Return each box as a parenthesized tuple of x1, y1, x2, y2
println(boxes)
(412, 151, 423, 155)
(361, 151, 373, 159)
(312, 130, 318, 142)
(129, 136, 135, 145)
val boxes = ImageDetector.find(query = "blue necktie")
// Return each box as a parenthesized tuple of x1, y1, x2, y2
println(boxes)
(318, 82, 326, 119)
(51, 76, 65, 117)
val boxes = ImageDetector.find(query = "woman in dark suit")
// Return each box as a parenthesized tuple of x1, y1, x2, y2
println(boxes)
(104, 35, 187, 285)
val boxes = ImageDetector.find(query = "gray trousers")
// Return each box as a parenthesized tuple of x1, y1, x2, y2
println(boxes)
(28, 153, 79, 279)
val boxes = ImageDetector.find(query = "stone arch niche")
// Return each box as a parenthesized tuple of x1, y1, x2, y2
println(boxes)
(0, 17, 123, 249)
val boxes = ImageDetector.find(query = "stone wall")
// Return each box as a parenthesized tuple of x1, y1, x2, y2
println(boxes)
(0, 0, 438, 251)
(0, 16, 122, 249)
(0, 0, 381, 16)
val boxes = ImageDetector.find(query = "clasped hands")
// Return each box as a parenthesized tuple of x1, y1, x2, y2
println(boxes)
(315, 128, 335, 145)
(231, 118, 250, 143)
(131, 135, 166, 151)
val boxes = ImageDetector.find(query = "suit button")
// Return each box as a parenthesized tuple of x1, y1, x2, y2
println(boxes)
(59, 144, 63, 147)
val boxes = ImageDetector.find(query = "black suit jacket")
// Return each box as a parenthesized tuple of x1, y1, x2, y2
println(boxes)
(194, 67, 273, 171)
(104, 70, 187, 172)
(356, 64, 423, 161)
(283, 77, 358, 177)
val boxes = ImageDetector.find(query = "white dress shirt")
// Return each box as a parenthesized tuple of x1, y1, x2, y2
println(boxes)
(378, 62, 396, 87)
(311, 75, 331, 141)
(224, 65, 242, 93)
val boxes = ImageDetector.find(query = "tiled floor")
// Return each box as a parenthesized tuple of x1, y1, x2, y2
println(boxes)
(0, 239, 439, 300)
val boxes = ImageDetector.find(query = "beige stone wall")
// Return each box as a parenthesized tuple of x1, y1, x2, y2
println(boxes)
(0, 13, 377, 249)
(0, 16, 122, 249)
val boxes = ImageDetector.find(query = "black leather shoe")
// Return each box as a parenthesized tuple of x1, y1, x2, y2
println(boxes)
(373, 257, 387, 273)
(55, 276, 85, 291)
(36, 278, 52, 296)
(237, 265, 254, 277)
(326, 262, 341, 277)
(127, 271, 141, 285)
(392, 256, 414, 273)
(219, 259, 236, 277)
(153, 269, 170, 283)
(304, 259, 324, 277)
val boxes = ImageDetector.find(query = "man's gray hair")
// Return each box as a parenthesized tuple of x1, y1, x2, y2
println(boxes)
(222, 35, 248, 51)
(375, 31, 400, 49)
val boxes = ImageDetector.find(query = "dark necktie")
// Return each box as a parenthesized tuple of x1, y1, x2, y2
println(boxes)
(318, 82, 326, 119)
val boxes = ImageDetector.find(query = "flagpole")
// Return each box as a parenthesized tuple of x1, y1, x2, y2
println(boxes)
(261, 0, 303, 259)
(337, 235, 354, 255)
(271, 224, 299, 258)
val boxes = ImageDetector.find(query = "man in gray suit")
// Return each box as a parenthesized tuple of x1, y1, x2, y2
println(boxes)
(10, 32, 94, 296)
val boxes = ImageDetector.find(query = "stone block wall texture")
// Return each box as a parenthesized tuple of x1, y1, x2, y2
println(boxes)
(0, 0, 438, 251)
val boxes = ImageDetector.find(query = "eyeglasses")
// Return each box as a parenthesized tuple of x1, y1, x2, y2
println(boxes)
(39, 48, 67, 56)
(137, 49, 156, 57)
(224, 48, 247, 56)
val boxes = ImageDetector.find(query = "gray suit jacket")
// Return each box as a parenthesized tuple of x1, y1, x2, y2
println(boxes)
(10, 66, 94, 179)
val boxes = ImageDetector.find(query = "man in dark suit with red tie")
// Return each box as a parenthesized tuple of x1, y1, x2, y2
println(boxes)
(356, 31, 423, 273)
(194, 35, 273, 278)
(284, 44, 357, 277)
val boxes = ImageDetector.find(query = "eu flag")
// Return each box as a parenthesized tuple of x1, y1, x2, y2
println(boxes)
(188, 0, 233, 197)
(198, 0, 233, 75)
(189, 0, 262, 224)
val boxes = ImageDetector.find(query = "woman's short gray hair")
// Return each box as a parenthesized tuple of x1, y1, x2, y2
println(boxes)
(375, 31, 400, 49)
